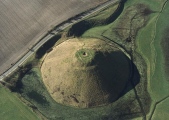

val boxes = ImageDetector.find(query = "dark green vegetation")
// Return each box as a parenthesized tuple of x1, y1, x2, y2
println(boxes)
(66, 2, 120, 37)
(161, 27, 169, 79)
(2, 0, 169, 119)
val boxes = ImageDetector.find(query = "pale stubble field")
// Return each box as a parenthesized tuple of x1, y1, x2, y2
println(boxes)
(0, 0, 107, 74)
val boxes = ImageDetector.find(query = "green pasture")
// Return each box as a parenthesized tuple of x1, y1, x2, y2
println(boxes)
(152, 97, 169, 120)
(136, 0, 169, 104)
(87, 3, 119, 24)
(135, 0, 169, 119)
(0, 84, 39, 120)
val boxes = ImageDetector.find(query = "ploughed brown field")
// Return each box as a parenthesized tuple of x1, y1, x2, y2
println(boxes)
(0, 0, 107, 74)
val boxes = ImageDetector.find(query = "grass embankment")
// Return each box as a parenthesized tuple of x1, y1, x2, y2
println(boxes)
(66, 2, 120, 37)
(0, 84, 39, 120)
(81, 1, 123, 40)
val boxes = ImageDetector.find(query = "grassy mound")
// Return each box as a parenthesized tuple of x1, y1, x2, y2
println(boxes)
(41, 38, 131, 108)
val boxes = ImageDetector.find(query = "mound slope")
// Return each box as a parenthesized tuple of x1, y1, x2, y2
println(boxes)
(41, 38, 131, 108)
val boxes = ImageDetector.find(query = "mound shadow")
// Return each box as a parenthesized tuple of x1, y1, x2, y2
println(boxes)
(105, 0, 127, 24)
(93, 51, 140, 102)
(36, 34, 61, 59)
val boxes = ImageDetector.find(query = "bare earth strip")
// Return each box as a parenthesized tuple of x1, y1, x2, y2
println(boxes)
(0, 0, 107, 75)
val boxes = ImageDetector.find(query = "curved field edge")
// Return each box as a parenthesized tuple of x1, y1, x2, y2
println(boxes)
(0, 84, 40, 120)
(135, 0, 169, 119)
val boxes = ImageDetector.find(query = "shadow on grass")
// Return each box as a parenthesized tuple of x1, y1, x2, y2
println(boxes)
(105, 0, 127, 24)
(93, 51, 140, 102)
(36, 34, 61, 59)
(67, 20, 92, 37)
(8, 64, 33, 92)
(67, 0, 127, 37)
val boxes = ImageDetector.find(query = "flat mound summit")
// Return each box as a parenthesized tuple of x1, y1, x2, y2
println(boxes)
(41, 38, 131, 108)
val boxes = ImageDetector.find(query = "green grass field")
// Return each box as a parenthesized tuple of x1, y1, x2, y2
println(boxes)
(151, 0, 169, 99)
(152, 97, 169, 120)
(87, 3, 119, 24)
(0, 84, 39, 120)
(135, 0, 169, 119)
